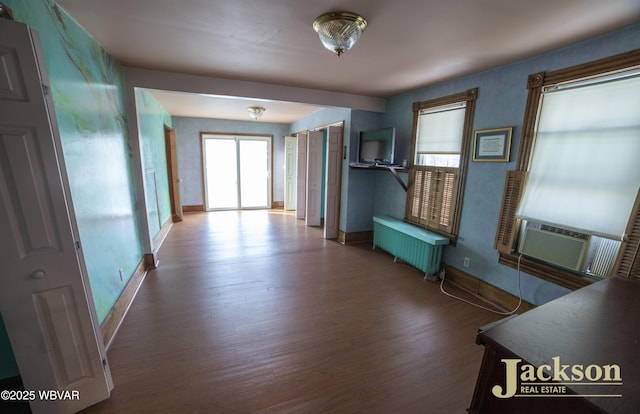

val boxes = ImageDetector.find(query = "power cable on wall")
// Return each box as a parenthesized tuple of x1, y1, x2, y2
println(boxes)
(437, 254, 524, 316)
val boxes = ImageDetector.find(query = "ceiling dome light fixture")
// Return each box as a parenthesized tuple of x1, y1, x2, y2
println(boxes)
(313, 11, 367, 57)
(247, 106, 265, 120)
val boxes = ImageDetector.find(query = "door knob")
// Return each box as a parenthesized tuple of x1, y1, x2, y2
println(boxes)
(31, 270, 46, 279)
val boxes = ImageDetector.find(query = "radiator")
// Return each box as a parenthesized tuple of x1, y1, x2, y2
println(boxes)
(373, 216, 449, 277)
(588, 238, 621, 277)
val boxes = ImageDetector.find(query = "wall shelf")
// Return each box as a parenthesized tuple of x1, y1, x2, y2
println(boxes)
(349, 164, 408, 191)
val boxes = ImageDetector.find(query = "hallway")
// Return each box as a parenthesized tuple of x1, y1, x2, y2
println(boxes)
(81, 210, 500, 413)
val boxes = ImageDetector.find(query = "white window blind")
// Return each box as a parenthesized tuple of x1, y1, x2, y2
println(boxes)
(416, 103, 466, 154)
(516, 71, 640, 240)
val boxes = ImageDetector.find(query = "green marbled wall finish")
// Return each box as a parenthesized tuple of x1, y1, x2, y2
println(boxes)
(136, 89, 173, 237)
(5, 0, 145, 323)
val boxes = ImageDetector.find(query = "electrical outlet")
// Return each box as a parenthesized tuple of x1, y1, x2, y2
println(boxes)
(119, 268, 124, 281)
(463, 257, 470, 267)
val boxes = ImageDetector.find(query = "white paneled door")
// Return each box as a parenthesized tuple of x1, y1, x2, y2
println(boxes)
(295, 133, 307, 220)
(323, 126, 343, 239)
(284, 136, 297, 211)
(305, 130, 324, 226)
(0, 20, 112, 413)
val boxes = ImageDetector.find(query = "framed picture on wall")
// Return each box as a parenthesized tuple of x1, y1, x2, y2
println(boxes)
(472, 127, 513, 162)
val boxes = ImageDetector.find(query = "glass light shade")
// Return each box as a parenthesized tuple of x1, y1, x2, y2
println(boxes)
(0, 3, 14, 20)
(313, 12, 367, 56)
(247, 106, 265, 120)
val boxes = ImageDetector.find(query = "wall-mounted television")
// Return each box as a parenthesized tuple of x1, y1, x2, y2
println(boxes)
(358, 127, 395, 165)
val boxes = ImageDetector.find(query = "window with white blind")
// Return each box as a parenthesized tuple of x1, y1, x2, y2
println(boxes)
(415, 102, 466, 167)
(516, 69, 640, 240)
(406, 89, 477, 239)
(495, 50, 640, 289)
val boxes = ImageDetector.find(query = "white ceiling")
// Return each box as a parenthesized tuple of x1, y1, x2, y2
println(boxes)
(57, 0, 640, 123)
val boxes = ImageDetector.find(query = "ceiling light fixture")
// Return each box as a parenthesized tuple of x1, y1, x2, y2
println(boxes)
(313, 11, 367, 57)
(0, 3, 14, 20)
(247, 106, 265, 120)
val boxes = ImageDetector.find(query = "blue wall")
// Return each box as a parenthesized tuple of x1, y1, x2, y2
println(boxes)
(345, 110, 384, 232)
(172, 116, 290, 207)
(376, 23, 640, 306)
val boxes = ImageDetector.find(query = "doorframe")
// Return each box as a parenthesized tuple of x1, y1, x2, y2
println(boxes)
(292, 121, 345, 236)
(200, 132, 274, 210)
(164, 126, 183, 222)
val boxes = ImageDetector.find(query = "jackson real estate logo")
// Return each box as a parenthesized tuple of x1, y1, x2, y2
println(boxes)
(492, 356, 622, 399)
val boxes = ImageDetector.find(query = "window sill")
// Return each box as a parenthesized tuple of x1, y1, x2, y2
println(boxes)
(498, 252, 597, 291)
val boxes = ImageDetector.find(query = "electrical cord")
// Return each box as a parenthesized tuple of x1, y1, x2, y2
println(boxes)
(438, 254, 524, 316)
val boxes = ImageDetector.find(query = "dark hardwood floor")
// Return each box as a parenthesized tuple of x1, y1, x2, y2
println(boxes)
(81, 210, 501, 414)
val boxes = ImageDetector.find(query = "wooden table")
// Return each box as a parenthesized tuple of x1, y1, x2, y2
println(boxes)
(469, 276, 639, 413)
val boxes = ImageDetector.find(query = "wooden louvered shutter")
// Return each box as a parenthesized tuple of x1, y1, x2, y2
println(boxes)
(612, 189, 640, 279)
(494, 170, 526, 254)
(407, 168, 423, 223)
(406, 166, 459, 233)
(435, 168, 458, 231)
(406, 167, 432, 226)
(420, 169, 434, 225)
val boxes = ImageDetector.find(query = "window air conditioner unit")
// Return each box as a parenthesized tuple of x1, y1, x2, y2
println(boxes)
(518, 223, 590, 271)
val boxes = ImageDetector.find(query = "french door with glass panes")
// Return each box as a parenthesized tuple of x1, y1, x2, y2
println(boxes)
(203, 135, 271, 210)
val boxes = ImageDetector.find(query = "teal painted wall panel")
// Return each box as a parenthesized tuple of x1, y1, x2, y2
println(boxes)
(0, 314, 20, 379)
(136, 90, 173, 237)
(5, 0, 145, 328)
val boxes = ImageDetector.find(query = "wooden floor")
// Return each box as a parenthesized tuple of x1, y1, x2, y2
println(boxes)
(81, 210, 501, 414)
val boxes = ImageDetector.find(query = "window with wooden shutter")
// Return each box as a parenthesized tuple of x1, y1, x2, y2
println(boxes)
(495, 49, 640, 289)
(612, 190, 640, 279)
(494, 170, 526, 254)
(406, 88, 477, 239)
(406, 166, 459, 232)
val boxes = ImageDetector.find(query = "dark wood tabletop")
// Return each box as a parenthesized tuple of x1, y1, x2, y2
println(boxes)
(471, 276, 639, 413)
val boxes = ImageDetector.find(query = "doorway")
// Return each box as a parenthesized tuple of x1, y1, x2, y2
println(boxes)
(290, 123, 344, 239)
(202, 134, 272, 210)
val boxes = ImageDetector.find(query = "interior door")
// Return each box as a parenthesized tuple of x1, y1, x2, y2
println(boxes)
(305, 130, 324, 226)
(295, 133, 307, 220)
(324, 126, 343, 239)
(284, 136, 297, 211)
(0, 20, 112, 413)
(165, 127, 183, 222)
